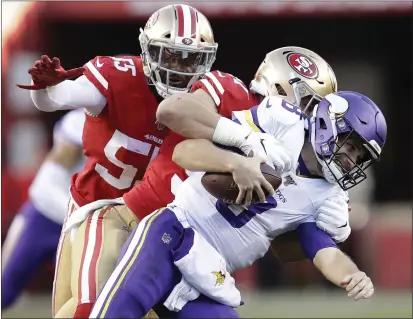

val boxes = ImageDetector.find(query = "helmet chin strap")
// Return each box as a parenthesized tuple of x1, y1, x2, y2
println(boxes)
(309, 105, 344, 184)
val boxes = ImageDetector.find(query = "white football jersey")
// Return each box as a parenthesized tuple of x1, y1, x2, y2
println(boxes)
(171, 96, 348, 272)
(29, 109, 86, 224)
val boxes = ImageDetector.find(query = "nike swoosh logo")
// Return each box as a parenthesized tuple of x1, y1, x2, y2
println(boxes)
(338, 222, 348, 228)
(96, 58, 104, 68)
(266, 99, 272, 108)
(260, 138, 267, 155)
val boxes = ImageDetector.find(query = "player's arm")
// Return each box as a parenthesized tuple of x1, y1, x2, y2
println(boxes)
(19, 55, 107, 113)
(29, 138, 83, 221)
(173, 139, 245, 173)
(29, 109, 85, 222)
(173, 139, 274, 205)
(31, 75, 106, 113)
(156, 72, 253, 146)
(298, 223, 374, 300)
(157, 89, 225, 139)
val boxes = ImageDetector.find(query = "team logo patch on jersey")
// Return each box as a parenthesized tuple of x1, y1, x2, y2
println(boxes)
(211, 270, 226, 287)
(145, 11, 159, 29)
(287, 53, 319, 79)
(182, 38, 193, 45)
(162, 233, 172, 244)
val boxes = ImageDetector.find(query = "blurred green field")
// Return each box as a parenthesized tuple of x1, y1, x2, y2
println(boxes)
(3, 290, 412, 318)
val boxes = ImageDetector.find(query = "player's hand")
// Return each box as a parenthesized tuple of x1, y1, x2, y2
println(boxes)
(340, 271, 374, 301)
(316, 196, 351, 243)
(231, 155, 275, 206)
(262, 138, 294, 172)
(17, 55, 85, 90)
(239, 132, 273, 160)
(240, 132, 293, 172)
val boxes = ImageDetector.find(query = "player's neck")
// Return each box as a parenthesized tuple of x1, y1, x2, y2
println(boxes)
(300, 141, 323, 177)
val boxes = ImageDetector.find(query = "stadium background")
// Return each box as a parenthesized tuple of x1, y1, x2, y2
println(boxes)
(1, 1, 412, 317)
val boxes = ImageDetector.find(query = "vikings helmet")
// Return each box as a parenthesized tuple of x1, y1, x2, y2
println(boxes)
(139, 4, 218, 98)
(309, 91, 387, 190)
(250, 46, 337, 114)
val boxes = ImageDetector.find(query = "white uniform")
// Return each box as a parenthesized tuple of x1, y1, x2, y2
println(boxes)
(171, 96, 348, 272)
(29, 108, 86, 225)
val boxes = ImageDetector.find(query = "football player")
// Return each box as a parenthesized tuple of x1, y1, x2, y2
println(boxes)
(2, 109, 85, 309)
(119, 46, 340, 220)
(62, 46, 342, 317)
(17, 5, 221, 318)
(90, 91, 387, 318)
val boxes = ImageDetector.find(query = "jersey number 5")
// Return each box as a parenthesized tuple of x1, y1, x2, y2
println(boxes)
(95, 130, 159, 189)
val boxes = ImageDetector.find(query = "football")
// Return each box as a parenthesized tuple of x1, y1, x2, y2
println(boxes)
(201, 163, 282, 203)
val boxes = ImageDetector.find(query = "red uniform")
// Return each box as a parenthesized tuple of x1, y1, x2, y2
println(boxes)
(54, 55, 172, 317)
(70, 55, 170, 207)
(124, 70, 261, 218)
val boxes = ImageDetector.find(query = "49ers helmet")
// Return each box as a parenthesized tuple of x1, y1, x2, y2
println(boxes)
(250, 46, 337, 114)
(139, 4, 218, 98)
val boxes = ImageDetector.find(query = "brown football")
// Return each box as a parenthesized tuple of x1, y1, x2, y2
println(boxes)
(201, 163, 282, 203)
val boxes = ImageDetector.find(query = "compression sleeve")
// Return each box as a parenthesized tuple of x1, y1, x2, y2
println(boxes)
(30, 75, 107, 115)
(297, 222, 338, 260)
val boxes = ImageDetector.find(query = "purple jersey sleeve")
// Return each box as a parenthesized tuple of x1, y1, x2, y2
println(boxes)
(297, 222, 338, 260)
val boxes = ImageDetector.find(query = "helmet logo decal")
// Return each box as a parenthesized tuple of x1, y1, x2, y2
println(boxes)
(287, 53, 319, 79)
(145, 11, 159, 29)
(182, 38, 193, 45)
(325, 93, 349, 117)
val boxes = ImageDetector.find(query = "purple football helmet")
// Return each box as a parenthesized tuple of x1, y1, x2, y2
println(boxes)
(309, 91, 387, 190)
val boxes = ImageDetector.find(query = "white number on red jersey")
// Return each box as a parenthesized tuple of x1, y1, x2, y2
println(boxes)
(111, 57, 136, 76)
(215, 71, 249, 95)
(95, 130, 159, 189)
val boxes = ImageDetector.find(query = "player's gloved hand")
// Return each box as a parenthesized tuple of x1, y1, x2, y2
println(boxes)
(230, 155, 275, 206)
(239, 132, 272, 159)
(340, 271, 374, 301)
(17, 55, 85, 90)
(316, 196, 351, 243)
(240, 132, 293, 172)
(261, 138, 294, 173)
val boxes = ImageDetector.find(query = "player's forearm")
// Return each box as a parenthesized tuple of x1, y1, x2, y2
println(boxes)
(173, 139, 244, 173)
(313, 247, 359, 287)
(157, 90, 252, 147)
(157, 91, 221, 139)
(31, 75, 106, 113)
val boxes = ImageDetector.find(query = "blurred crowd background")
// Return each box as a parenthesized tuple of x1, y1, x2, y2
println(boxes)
(2, 1, 412, 317)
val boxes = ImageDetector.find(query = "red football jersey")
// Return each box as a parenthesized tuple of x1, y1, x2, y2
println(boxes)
(123, 71, 261, 219)
(70, 56, 170, 207)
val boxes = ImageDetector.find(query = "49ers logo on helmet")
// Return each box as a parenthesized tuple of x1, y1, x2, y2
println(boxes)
(287, 53, 319, 79)
(145, 11, 159, 29)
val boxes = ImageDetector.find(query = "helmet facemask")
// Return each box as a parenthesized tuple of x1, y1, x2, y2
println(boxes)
(140, 30, 217, 98)
(289, 77, 323, 116)
(310, 104, 381, 190)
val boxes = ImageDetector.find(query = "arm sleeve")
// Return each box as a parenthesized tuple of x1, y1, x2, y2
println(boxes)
(297, 222, 338, 260)
(30, 75, 106, 114)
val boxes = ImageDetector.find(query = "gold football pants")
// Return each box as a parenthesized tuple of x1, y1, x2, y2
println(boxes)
(52, 201, 158, 318)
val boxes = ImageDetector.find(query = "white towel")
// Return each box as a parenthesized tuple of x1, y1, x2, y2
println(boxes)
(163, 277, 200, 312)
(171, 226, 242, 308)
(63, 197, 125, 242)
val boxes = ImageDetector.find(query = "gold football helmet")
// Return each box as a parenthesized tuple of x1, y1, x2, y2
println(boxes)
(250, 46, 337, 114)
(139, 4, 218, 98)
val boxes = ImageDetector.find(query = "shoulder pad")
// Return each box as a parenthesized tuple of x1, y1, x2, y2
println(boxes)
(263, 96, 306, 126)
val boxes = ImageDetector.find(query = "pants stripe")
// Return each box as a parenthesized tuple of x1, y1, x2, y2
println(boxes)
(78, 206, 111, 304)
(91, 208, 166, 318)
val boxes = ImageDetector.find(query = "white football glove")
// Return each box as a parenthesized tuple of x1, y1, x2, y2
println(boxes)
(240, 132, 293, 172)
(316, 196, 351, 243)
